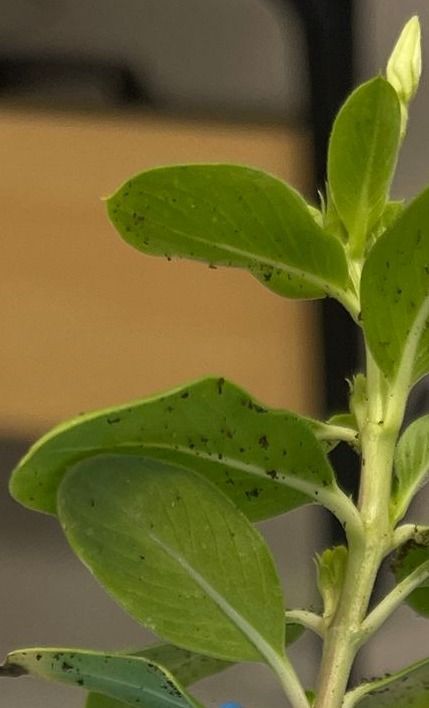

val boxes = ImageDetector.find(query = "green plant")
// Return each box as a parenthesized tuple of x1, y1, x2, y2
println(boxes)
(2, 15, 429, 708)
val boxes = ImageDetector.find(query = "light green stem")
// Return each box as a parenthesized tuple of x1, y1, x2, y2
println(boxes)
(285, 609, 324, 638)
(313, 350, 403, 708)
(359, 559, 429, 645)
(270, 653, 310, 708)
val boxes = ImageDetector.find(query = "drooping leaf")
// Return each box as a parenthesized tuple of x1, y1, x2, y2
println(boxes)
(57, 455, 286, 663)
(328, 77, 401, 256)
(85, 644, 228, 708)
(0, 648, 196, 708)
(106, 164, 351, 302)
(391, 415, 429, 522)
(343, 657, 429, 707)
(85, 622, 304, 708)
(391, 528, 429, 617)
(361, 186, 429, 386)
(10, 377, 337, 521)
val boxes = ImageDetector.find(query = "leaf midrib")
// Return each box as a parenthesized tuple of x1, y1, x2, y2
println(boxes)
(149, 532, 282, 668)
(52, 441, 330, 504)
(116, 204, 347, 297)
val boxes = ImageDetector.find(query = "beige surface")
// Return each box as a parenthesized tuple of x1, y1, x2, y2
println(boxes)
(0, 107, 320, 435)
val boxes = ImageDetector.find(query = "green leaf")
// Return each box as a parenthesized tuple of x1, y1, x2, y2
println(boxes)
(10, 377, 336, 521)
(85, 644, 228, 708)
(392, 528, 429, 617)
(361, 186, 429, 386)
(106, 164, 351, 302)
(344, 657, 429, 707)
(57, 455, 286, 663)
(328, 77, 401, 256)
(0, 648, 196, 708)
(85, 622, 304, 708)
(391, 415, 429, 522)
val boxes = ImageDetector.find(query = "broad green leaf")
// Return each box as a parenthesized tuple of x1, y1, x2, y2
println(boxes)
(361, 187, 429, 386)
(106, 164, 351, 302)
(0, 648, 196, 708)
(10, 377, 336, 521)
(328, 77, 401, 255)
(343, 657, 429, 707)
(391, 415, 429, 522)
(58, 456, 286, 663)
(86, 645, 228, 708)
(392, 528, 429, 617)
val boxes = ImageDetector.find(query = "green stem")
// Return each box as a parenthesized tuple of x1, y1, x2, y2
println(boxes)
(270, 653, 310, 708)
(314, 350, 403, 708)
(285, 609, 324, 638)
(358, 559, 429, 645)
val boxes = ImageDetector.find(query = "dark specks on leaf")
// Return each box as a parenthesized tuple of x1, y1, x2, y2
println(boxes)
(62, 661, 73, 672)
(107, 417, 121, 425)
(266, 469, 278, 480)
(217, 378, 225, 395)
(258, 434, 269, 449)
(180, 391, 189, 399)
(245, 487, 263, 499)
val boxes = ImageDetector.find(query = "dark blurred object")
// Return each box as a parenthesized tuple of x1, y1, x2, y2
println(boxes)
(0, 55, 150, 109)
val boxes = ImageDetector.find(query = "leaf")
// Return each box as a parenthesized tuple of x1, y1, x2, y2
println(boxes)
(85, 644, 228, 708)
(57, 455, 286, 664)
(85, 623, 304, 708)
(0, 648, 196, 708)
(10, 377, 336, 521)
(361, 186, 429, 386)
(106, 164, 351, 302)
(328, 77, 401, 255)
(344, 657, 429, 707)
(392, 528, 429, 617)
(391, 415, 429, 522)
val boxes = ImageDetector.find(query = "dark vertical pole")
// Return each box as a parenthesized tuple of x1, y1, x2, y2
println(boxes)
(287, 0, 359, 415)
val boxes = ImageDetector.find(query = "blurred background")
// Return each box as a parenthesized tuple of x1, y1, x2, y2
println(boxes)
(0, 1, 428, 706)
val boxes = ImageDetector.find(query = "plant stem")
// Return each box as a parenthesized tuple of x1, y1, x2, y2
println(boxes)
(270, 653, 310, 708)
(314, 350, 403, 708)
(359, 559, 429, 645)
(285, 609, 325, 638)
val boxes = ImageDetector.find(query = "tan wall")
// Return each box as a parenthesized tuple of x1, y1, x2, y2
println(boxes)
(0, 108, 321, 436)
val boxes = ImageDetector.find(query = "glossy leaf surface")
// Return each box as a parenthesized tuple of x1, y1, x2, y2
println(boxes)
(58, 456, 286, 663)
(10, 377, 335, 521)
(392, 528, 429, 617)
(391, 415, 429, 521)
(345, 657, 429, 707)
(361, 186, 429, 385)
(0, 648, 195, 708)
(107, 164, 350, 300)
(328, 77, 401, 253)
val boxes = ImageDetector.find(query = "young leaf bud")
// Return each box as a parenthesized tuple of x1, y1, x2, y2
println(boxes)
(387, 16, 422, 105)
(316, 546, 348, 625)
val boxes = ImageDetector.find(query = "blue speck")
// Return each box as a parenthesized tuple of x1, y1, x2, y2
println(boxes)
(220, 703, 243, 708)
